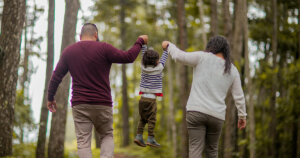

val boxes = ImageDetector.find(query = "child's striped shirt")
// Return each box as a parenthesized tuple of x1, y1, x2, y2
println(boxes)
(139, 45, 168, 95)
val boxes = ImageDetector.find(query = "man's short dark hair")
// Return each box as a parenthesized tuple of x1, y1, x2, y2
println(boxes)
(80, 23, 98, 37)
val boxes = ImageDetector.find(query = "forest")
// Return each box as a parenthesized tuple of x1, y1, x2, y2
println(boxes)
(0, 0, 299, 157)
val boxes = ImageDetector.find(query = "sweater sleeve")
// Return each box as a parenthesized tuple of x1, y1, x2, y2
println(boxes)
(105, 38, 144, 63)
(167, 43, 202, 67)
(159, 50, 168, 67)
(231, 72, 247, 119)
(48, 54, 69, 101)
(141, 44, 147, 56)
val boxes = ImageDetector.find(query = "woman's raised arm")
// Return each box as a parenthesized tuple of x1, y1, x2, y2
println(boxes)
(163, 41, 203, 67)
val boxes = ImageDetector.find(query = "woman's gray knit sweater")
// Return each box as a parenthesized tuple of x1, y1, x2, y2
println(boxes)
(167, 43, 247, 120)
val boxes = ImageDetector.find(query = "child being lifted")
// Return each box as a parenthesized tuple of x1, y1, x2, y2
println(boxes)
(134, 43, 168, 148)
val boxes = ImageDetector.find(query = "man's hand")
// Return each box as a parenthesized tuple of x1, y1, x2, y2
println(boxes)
(47, 100, 57, 113)
(238, 119, 246, 130)
(139, 35, 148, 44)
(162, 41, 170, 51)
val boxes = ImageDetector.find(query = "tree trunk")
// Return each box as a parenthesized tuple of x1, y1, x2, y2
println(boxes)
(36, 0, 55, 157)
(198, 0, 207, 49)
(222, 0, 232, 41)
(120, 0, 130, 147)
(242, 1, 256, 158)
(298, 120, 300, 158)
(48, 0, 79, 157)
(132, 62, 139, 137)
(21, 20, 29, 92)
(224, 0, 244, 157)
(210, 0, 218, 37)
(231, 0, 243, 62)
(176, 0, 189, 157)
(298, 0, 300, 59)
(270, 0, 278, 157)
(21, 1, 38, 93)
(121, 64, 130, 147)
(296, 0, 300, 158)
(224, 96, 237, 158)
(297, 2, 300, 156)
(0, 0, 26, 156)
(167, 58, 177, 158)
(221, 1, 233, 155)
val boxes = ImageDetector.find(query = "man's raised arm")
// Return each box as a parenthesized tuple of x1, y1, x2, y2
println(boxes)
(105, 35, 148, 63)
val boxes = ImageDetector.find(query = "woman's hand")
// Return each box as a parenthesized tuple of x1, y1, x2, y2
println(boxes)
(162, 41, 169, 51)
(238, 119, 246, 130)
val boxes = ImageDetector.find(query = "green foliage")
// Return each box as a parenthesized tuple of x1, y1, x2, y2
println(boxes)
(14, 89, 35, 143)
(12, 143, 36, 158)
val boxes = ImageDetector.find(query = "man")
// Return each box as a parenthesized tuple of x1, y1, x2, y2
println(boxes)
(47, 23, 148, 158)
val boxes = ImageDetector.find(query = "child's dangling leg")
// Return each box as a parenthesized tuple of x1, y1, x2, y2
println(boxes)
(134, 119, 147, 147)
(134, 98, 148, 147)
(145, 99, 160, 148)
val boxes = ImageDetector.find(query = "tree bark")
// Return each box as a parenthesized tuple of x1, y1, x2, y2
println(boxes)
(221, 1, 233, 155)
(222, 0, 232, 41)
(120, 0, 130, 147)
(48, 0, 79, 157)
(224, 96, 237, 158)
(0, 0, 26, 156)
(132, 62, 139, 138)
(167, 58, 177, 158)
(21, 20, 29, 92)
(198, 0, 207, 49)
(36, 0, 55, 157)
(231, 0, 243, 62)
(121, 64, 130, 147)
(270, 0, 278, 157)
(242, 1, 256, 158)
(298, 120, 300, 158)
(297, 2, 300, 156)
(210, 0, 218, 37)
(176, 0, 189, 157)
(298, 0, 300, 59)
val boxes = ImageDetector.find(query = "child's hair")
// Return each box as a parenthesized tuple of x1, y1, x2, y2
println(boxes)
(142, 50, 159, 68)
(205, 35, 231, 74)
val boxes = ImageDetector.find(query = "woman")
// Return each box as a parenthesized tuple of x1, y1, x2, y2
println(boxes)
(162, 36, 247, 158)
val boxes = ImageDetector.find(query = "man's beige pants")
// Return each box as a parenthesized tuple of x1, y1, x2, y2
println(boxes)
(72, 104, 114, 158)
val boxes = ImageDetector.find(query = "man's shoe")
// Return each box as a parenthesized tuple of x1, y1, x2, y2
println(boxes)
(134, 134, 146, 147)
(146, 136, 161, 148)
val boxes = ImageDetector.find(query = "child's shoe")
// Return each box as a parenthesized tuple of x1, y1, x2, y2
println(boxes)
(134, 134, 146, 147)
(146, 136, 161, 148)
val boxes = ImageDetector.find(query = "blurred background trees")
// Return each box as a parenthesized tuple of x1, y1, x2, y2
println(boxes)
(0, 0, 299, 157)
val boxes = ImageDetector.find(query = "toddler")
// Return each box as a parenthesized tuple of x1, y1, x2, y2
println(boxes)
(133, 44, 168, 148)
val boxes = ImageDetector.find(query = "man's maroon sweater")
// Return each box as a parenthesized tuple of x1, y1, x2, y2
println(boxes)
(48, 38, 144, 106)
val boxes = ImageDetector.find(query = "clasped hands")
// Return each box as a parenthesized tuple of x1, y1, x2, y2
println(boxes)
(139, 35, 170, 51)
